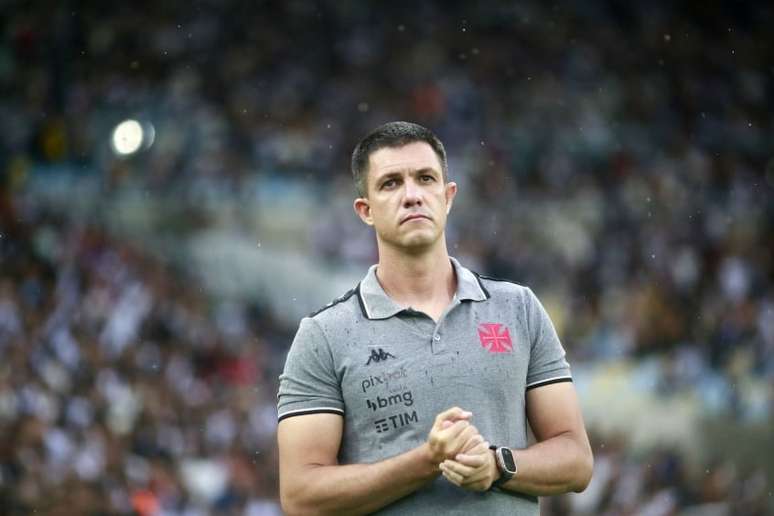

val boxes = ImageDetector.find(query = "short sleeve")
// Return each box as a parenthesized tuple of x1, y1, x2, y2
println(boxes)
(524, 287, 573, 390)
(277, 317, 344, 422)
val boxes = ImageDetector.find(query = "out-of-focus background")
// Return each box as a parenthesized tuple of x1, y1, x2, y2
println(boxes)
(1, 1, 772, 515)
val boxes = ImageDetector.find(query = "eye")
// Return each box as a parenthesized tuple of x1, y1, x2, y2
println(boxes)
(420, 175, 435, 183)
(381, 178, 397, 190)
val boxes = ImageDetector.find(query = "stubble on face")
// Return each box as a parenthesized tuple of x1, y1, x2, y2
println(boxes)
(360, 142, 454, 253)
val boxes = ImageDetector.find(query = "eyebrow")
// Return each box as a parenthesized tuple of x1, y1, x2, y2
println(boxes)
(375, 167, 440, 183)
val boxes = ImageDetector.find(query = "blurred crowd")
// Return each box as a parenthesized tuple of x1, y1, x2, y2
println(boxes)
(0, 198, 287, 514)
(545, 435, 770, 515)
(1, 0, 773, 514)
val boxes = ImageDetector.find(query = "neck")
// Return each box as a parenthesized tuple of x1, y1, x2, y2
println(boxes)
(375, 238, 455, 308)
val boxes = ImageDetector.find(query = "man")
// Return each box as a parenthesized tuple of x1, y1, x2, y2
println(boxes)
(277, 121, 592, 515)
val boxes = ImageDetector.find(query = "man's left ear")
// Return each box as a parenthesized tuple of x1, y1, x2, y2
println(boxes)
(445, 181, 458, 214)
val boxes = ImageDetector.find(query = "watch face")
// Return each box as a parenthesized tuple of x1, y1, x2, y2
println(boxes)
(500, 448, 516, 473)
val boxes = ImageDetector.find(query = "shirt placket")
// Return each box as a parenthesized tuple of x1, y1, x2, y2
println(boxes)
(431, 297, 461, 354)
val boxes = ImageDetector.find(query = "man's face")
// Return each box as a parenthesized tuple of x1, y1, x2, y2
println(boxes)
(354, 141, 457, 252)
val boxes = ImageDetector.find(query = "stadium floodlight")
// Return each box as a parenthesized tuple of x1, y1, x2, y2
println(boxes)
(111, 119, 154, 156)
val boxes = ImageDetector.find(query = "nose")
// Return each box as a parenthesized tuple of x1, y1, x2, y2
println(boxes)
(402, 178, 423, 208)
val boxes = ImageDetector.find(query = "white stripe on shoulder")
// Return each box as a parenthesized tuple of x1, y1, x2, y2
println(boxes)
(279, 406, 344, 417)
(526, 375, 573, 388)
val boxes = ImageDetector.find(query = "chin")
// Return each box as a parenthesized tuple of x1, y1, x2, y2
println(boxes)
(397, 232, 439, 251)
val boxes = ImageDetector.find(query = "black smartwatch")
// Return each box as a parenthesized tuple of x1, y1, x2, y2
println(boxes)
(489, 445, 517, 488)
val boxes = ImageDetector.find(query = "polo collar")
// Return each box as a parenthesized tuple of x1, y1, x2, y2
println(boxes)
(357, 256, 489, 320)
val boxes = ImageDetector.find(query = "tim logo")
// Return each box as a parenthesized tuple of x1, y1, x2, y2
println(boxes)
(374, 411, 418, 433)
(478, 323, 513, 353)
(365, 347, 396, 365)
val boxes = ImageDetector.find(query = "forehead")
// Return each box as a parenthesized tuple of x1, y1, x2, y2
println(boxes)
(367, 141, 442, 180)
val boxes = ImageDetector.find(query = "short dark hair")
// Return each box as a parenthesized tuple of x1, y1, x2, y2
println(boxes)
(351, 121, 448, 197)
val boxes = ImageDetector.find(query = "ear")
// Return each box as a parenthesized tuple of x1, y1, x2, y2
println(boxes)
(353, 197, 374, 226)
(444, 181, 458, 215)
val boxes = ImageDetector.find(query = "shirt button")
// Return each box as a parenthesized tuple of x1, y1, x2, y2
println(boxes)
(433, 335, 441, 341)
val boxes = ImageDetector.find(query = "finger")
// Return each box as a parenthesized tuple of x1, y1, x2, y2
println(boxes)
(442, 459, 477, 478)
(434, 407, 472, 428)
(441, 420, 454, 430)
(464, 479, 489, 491)
(448, 424, 478, 452)
(440, 464, 463, 486)
(438, 419, 471, 441)
(461, 468, 490, 485)
(456, 441, 490, 463)
(455, 452, 487, 468)
(460, 433, 483, 453)
(443, 471, 463, 486)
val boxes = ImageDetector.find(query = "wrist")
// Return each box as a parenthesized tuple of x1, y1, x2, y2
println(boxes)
(489, 446, 517, 489)
(417, 442, 442, 477)
(488, 450, 501, 483)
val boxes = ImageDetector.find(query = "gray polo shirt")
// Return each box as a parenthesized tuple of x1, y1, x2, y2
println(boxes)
(277, 257, 572, 515)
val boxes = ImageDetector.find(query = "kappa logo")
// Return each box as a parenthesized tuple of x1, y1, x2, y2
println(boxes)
(365, 347, 396, 365)
(478, 323, 513, 353)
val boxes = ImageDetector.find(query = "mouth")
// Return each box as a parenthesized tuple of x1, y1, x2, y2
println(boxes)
(400, 214, 431, 225)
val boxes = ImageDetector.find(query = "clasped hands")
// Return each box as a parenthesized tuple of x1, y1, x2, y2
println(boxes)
(425, 407, 499, 492)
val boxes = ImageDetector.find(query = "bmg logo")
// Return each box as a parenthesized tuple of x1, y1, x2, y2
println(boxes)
(366, 390, 414, 411)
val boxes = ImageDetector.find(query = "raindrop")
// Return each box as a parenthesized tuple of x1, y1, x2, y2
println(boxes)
(397, 24, 405, 32)
(257, 241, 261, 248)
(747, 122, 752, 127)
(663, 34, 671, 42)
(357, 102, 369, 113)
(480, 141, 485, 146)
(326, 123, 331, 129)
(651, 254, 656, 259)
